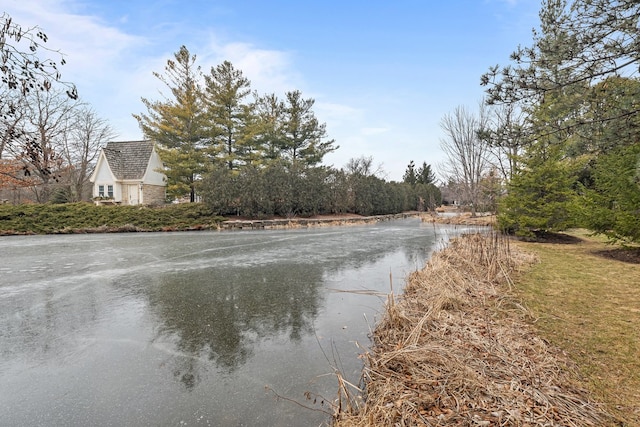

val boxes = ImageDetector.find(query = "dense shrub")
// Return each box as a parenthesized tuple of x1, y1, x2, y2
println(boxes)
(199, 162, 429, 218)
(0, 202, 224, 234)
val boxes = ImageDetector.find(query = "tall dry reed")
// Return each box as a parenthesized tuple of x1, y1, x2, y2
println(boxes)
(332, 231, 614, 426)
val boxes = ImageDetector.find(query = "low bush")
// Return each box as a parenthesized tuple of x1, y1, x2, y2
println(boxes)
(0, 202, 224, 235)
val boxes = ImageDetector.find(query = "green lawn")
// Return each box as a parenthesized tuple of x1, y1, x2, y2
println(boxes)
(513, 230, 640, 426)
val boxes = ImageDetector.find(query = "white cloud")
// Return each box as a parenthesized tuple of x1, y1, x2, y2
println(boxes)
(361, 127, 390, 136)
(4, 0, 309, 141)
(199, 38, 302, 96)
(5, 0, 144, 74)
(4, 0, 150, 138)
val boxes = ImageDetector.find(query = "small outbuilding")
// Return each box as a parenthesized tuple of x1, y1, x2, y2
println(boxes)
(89, 140, 166, 206)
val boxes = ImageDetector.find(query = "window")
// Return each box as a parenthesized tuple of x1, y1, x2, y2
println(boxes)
(107, 185, 114, 198)
(98, 185, 105, 197)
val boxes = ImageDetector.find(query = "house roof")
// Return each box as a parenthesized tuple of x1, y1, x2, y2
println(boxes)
(103, 140, 155, 180)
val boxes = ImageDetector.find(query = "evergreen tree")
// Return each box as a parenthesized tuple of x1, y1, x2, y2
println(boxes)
(580, 141, 640, 243)
(498, 143, 578, 238)
(484, 0, 603, 237)
(252, 93, 286, 164)
(482, 0, 640, 130)
(402, 160, 417, 186)
(497, 84, 582, 238)
(133, 46, 208, 202)
(204, 61, 253, 170)
(573, 77, 640, 158)
(279, 90, 337, 166)
(198, 163, 239, 216)
(416, 162, 436, 184)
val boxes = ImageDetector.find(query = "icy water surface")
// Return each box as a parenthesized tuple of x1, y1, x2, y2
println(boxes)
(0, 219, 465, 426)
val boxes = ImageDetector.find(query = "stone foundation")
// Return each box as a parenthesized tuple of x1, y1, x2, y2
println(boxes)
(143, 185, 166, 206)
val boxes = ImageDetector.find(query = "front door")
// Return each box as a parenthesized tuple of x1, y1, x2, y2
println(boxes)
(128, 184, 139, 205)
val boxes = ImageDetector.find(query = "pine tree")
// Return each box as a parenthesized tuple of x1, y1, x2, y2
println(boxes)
(133, 46, 208, 202)
(402, 161, 417, 186)
(416, 162, 436, 185)
(251, 93, 286, 164)
(279, 90, 337, 166)
(498, 143, 578, 238)
(204, 61, 253, 170)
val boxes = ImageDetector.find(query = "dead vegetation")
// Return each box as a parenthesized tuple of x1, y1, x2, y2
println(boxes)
(421, 211, 496, 227)
(332, 232, 615, 426)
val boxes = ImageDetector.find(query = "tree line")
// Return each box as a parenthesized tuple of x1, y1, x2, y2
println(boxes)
(136, 46, 441, 216)
(8, 2, 636, 241)
(200, 157, 441, 218)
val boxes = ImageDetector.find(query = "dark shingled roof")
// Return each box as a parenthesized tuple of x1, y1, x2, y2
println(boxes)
(103, 140, 154, 180)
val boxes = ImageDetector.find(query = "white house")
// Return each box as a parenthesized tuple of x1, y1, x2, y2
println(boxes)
(89, 140, 166, 206)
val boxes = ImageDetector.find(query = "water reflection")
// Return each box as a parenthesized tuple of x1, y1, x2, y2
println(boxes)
(145, 263, 324, 388)
(141, 223, 443, 389)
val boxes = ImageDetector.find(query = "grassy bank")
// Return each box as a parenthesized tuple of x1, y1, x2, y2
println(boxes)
(333, 231, 635, 426)
(0, 202, 225, 234)
(513, 230, 640, 426)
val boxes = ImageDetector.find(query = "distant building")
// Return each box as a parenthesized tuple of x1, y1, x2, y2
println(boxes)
(89, 140, 166, 206)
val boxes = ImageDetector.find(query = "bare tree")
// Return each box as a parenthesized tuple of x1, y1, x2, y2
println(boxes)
(11, 88, 79, 202)
(1, 13, 76, 95)
(0, 89, 26, 159)
(60, 106, 116, 201)
(439, 103, 491, 216)
(483, 103, 528, 182)
(343, 156, 385, 178)
(1, 13, 77, 139)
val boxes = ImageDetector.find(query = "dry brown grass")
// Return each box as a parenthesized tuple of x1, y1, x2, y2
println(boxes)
(421, 212, 497, 227)
(333, 232, 617, 426)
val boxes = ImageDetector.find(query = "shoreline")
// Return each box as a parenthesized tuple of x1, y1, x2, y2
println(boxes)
(0, 212, 422, 236)
(219, 212, 419, 230)
(332, 232, 614, 426)
(420, 211, 496, 227)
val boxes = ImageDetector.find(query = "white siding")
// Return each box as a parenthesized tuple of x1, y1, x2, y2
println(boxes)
(143, 150, 166, 186)
(91, 154, 119, 200)
(93, 159, 114, 182)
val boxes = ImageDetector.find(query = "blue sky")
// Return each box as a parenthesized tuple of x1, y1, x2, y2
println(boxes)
(5, 0, 541, 181)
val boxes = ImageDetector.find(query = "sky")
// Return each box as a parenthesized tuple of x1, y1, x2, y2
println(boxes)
(4, 0, 541, 181)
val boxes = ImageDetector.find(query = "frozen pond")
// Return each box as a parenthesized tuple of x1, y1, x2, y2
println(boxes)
(0, 219, 464, 426)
